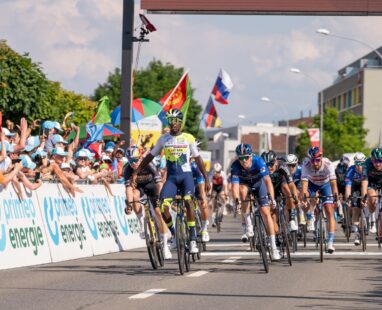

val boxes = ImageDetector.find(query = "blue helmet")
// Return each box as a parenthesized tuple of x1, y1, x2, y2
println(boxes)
(307, 146, 323, 159)
(235, 143, 252, 156)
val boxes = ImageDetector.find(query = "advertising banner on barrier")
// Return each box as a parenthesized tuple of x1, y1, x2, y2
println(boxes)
(108, 185, 145, 250)
(73, 184, 144, 255)
(36, 183, 93, 262)
(0, 185, 51, 269)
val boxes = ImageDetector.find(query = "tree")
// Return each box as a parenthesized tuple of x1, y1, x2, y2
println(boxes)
(93, 60, 206, 143)
(298, 108, 368, 160)
(295, 123, 311, 160)
(0, 41, 96, 126)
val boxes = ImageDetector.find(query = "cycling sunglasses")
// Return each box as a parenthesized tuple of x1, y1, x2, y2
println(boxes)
(372, 158, 382, 164)
(310, 157, 322, 164)
(167, 117, 182, 124)
(267, 161, 276, 168)
(288, 164, 297, 168)
(355, 161, 364, 166)
(77, 157, 88, 161)
(238, 155, 251, 161)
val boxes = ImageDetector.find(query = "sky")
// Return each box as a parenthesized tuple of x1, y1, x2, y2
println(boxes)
(1, 0, 382, 127)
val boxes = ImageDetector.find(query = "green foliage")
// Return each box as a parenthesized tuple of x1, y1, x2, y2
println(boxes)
(0, 42, 95, 126)
(307, 108, 368, 160)
(295, 123, 311, 160)
(93, 59, 206, 142)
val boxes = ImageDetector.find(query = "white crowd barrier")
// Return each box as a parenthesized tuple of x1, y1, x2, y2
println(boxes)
(0, 183, 145, 269)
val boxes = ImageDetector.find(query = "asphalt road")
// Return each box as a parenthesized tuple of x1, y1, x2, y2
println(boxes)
(1, 215, 381, 310)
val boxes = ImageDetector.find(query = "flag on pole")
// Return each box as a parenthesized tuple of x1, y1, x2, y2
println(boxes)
(211, 69, 233, 105)
(92, 96, 111, 124)
(201, 95, 221, 128)
(158, 71, 192, 126)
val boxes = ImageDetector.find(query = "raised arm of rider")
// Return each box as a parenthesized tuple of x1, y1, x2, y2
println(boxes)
(135, 153, 154, 175)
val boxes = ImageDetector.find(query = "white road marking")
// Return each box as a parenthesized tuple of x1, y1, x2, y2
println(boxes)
(187, 270, 209, 277)
(222, 256, 242, 263)
(303, 243, 380, 247)
(129, 288, 167, 300)
(202, 251, 382, 257)
(207, 243, 250, 247)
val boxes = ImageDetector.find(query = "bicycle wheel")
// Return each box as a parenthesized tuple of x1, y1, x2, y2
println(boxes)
(216, 206, 221, 233)
(144, 218, 158, 270)
(176, 215, 186, 275)
(343, 204, 351, 243)
(360, 211, 367, 252)
(194, 209, 202, 261)
(377, 211, 382, 249)
(184, 220, 191, 273)
(319, 211, 324, 263)
(154, 218, 164, 267)
(291, 230, 297, 253)
(303, 224, 307, 248)
(280, 213, 292, 266)
(255, 216, 269, 273)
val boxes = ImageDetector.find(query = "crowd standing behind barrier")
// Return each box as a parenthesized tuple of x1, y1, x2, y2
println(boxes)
(0, 118, 146, 269)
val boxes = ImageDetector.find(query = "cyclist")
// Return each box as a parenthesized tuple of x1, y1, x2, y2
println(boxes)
(123, 146, 171, 257)
(230, 143, 281, 260)
(210, 162, 229, 227)
(300, 146, 338, 253)
(132, 109, 211, 255)
(286, 154, 305, 225)
(335, 155, 350, 221)
(344, 152, 366, 245)
(261, 151, 298, 232)
(191, 158, 210, 242)
(361, 148, 382, 235)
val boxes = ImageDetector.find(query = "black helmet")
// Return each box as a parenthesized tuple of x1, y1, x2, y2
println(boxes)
(261, 150, 277, 164)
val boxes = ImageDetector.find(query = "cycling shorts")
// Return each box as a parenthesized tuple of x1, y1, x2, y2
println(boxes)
(308, 181, 333, 205)
(137, 182, 159, 208)
(241, 179, 269, 207)
(160, 172, 194, 199)
(212, 184, 223, 194)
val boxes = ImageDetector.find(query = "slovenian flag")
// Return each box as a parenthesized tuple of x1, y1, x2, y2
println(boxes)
(211, 69, 233, 105)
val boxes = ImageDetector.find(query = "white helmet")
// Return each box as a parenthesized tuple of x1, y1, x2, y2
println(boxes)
(354, 152, 366, 163)
(286, 154, 298, 165)
(214, 162, 222, 172)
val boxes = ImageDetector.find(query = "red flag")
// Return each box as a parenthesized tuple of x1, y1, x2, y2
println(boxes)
(88, 142, 103, 159)
(160, 72, 191, 113)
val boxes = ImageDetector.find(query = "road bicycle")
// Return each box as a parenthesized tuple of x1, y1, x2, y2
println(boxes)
(304, 195, 332, 263)
(172, 195, 191, 275)
(275, 196, 292, 266)
(126, 199, 164, 270)
(240, 195, 271, 273)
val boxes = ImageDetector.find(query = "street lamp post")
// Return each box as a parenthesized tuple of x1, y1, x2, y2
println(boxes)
(261, 97, 289, 155)
(316, 28, 382, 61)
(290, 68, 324, 150)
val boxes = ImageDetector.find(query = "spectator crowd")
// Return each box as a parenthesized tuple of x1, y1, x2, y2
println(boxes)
(0, 117, 141, 197)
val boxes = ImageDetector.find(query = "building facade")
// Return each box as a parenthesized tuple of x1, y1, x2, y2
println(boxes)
(321, 48, 382, 147)
(205, 123, 302, 172)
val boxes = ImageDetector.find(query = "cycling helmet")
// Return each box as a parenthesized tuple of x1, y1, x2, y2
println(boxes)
(371, 148, 382, 160)
(235, 143, 252, 156)
(125, 145, 141, 160)
(340, 155, 350, 165)
(286, 154, 298, 165)
(166, 108, 183, 120)
(307, 146, 323, 159)
(214, 163, 222, 173)
(354, 152, 366, 163)
(261, 150, 277, 164)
